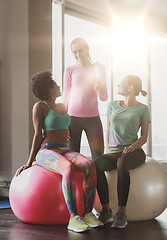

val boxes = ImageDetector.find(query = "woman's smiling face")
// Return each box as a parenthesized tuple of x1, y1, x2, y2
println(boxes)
(117, 78, 130, 96)
(71, 43, 89, 62)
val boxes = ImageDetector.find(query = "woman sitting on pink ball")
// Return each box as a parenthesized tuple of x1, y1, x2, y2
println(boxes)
(16, 70, 103, 232)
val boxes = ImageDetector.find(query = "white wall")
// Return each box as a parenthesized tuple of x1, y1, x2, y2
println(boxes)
(0, 0, 29, 184)
(0, 0, 52, 189)
(10, 0, 29, 177)
(0, 0, 12, 182)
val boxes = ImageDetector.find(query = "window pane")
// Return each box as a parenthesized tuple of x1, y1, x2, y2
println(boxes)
(112, 39, 148, 104)
(151, 37, 167, 161)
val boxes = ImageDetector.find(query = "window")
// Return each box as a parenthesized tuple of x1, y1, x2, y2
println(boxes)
(52, 1, 167, 161)
(151, 35, 167, 161)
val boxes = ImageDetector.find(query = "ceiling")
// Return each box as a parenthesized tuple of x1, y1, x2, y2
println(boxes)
(67, 0, 167, 18)
(129, 0, 167, 18)
(66, 0, 167, 33)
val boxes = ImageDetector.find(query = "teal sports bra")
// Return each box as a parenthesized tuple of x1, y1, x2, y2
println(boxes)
(42, 103, 71, 131)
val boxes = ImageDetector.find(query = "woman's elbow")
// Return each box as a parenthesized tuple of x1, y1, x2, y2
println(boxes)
(142, 136, 148, 144)
(34, 133, 43, 142)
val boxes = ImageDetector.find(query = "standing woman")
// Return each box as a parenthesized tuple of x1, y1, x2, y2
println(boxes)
(63, 38, 108, 162)
(16, 70, 103, 233)
(95, 75, 150, 228)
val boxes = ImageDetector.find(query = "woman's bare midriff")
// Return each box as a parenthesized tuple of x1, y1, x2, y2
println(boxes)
(42, 129, 69, 144)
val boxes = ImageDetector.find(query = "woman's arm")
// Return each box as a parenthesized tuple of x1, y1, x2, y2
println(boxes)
(94, 63, 108, 101)
(27, 103, 44, 165)
(63, 68, 72, 111)
(16, 102, 44, 175)
(106, 116, 110, 151)
(122, 122, 150, 154)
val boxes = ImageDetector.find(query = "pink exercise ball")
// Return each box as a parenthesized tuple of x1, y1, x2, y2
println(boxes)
(94, 158, 167, 221)
(9, 163, 84, 224)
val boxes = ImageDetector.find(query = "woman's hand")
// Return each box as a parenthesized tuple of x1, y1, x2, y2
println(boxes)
(67, 129, 71, 140)
(16, 164, 31, 176)
(122, 122, 150, 155)
(122, 146, 135, 154)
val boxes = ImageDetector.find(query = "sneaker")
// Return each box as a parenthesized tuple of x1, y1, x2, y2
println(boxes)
(98, 209, 114, 224)
(111, 211, 128, 229)
(83, 212, 104, 227)
(67, 215, 90, 233)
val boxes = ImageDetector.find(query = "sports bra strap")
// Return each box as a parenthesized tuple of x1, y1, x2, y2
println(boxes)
(43, 101, 50, 109)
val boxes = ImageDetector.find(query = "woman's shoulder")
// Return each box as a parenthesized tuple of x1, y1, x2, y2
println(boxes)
(138, 102, 149, 110)
(57, 103, 66, 111)
(137, 103, 150, 121)
(108, 100, 120, 107)
(107, 100, 120, 114)
(33, 101, 49, 113)
(65, 64, 78, 72)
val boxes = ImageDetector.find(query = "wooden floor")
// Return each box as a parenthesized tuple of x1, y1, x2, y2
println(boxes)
(0, 208, 167, 240)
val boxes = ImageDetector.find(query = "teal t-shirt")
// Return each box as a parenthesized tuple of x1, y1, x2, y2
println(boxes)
(107, 100, 151, 153)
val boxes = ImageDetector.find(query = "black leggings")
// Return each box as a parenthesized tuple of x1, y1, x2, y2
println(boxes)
(95, 149, 146, 206)
(69, 116, 104, 162)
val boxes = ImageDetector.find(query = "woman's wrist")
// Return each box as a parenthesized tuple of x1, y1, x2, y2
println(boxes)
(26, 160, 34, 167)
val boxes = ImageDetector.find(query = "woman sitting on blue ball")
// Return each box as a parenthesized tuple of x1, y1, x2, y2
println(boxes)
(16, 70, 103, 232)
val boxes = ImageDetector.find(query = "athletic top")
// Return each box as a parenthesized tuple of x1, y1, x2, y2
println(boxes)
(63, 64, 108, 117)
(42, 103, 71, 131)
(107, 100, 151, 153)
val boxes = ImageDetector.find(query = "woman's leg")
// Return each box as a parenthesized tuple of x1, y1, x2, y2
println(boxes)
(69, 117, 83, 153)
(111, 149, 146, 229)
(95, 153, 121, 223)
(63, 150, 96, 213)
(84, 117, 104, 162)
(36, 148, 77, 214)
(117, 149, 146, 207)
(95, 153, 120, 206)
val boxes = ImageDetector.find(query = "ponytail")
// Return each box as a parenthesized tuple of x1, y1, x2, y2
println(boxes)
(141, 90, 147, 96)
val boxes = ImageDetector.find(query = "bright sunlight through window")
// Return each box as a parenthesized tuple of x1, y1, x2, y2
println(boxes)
(111, 20, 148, 61)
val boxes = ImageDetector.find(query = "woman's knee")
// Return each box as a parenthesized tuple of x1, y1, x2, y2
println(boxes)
(117, 151, 145, 173)
(82, 158, 96, 176)
(61, 161, 75, 177)
(95, 154, 115, 172)
(117, 155, 128, 173)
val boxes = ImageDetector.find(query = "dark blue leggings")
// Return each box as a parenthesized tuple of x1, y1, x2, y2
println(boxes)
(95, 149, 146, 206)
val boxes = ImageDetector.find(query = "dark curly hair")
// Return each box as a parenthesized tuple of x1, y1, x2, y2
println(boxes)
(30, 70, 55, 101)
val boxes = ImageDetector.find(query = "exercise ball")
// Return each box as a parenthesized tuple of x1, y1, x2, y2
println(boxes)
(9, 162, 85, 224)
(94, 158, 167, 221)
